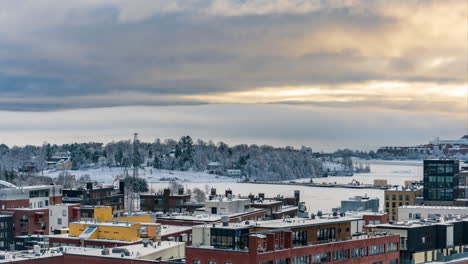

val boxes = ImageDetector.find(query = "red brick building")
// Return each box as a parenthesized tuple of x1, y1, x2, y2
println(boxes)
(6, 208, 49, 236)
(187, 230, 400, 264)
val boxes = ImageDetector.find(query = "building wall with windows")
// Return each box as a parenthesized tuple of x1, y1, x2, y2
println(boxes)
(187, 231, 400, 264)
(0, 214, 13, 251)
(398, 205, 468, 222)
(6, 208, 49, 236)
(423, 160, 459, 201)
(384, 188, 422, 222)
(49, 204, 81, 234)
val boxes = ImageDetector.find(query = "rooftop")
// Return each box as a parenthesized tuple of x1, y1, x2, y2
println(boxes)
(204, 216, 362, 230)
(159, 225, 192, 236)
(0, 242, 185, 263)
(65, 241, 184, 259)
(400, 205, 468, 210)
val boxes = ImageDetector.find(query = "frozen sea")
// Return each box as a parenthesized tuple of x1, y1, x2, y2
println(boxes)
(46, 159, 423, 213)
(149, 160, 423, 214)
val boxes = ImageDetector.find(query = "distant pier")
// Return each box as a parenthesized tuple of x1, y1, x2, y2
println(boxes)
(243, 181, 389, 190)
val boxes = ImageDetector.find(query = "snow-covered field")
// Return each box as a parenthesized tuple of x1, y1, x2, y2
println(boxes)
(43, 167, 236, 184)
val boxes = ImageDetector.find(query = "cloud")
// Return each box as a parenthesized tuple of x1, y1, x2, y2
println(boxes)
(0, 0, 465, 115)
(0, 104, 464, 151)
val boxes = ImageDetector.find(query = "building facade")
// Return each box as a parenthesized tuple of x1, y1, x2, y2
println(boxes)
(384, 187, 422, 222)
(423, 160, 459, 203)
(62, 184, 124, 212)
(140, 188, 203, 213)
(188, 218, 400, 264)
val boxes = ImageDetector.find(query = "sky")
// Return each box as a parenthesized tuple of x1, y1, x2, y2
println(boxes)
(0, 0, 466, 150)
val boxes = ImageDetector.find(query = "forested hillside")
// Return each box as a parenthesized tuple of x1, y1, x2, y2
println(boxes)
(0, 136, 323, 181)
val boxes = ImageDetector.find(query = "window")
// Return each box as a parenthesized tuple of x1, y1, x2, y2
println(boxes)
(387, 242, 398, 252)
(399, 202, 402, 206)
(398, 195, 403, 200)
(293, 230, 308, 246)
(392, 202, 396, 207)
(405, 195, 410, 201)
(390, 259, 398, 264)
(317, 228, 335, 241)
(62, 210, 67, 216)
(208, 261, 216, 264)
(193, 261, 201, 264)
(57, 218, 62, 225)
(373, 262, 382, 264)
(351, 247, 367, 258)
(385, 195, 389, 200)
(392, 195, 396, 200)
(332, 250, 349, 261)
(369, 244, 385, 255)
(415, 213, 421, 219)
(292, 256, 310, 264)
(312, 252, 329, 263)
(385, 202, 389, 208)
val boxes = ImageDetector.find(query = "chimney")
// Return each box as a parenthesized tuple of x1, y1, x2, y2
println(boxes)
(210, 188, 217, 196)
(294, 190, 300, 205)
(119, 181, 125, 194)
(86, 182, 93, 190)
(258, 193, 265, 200)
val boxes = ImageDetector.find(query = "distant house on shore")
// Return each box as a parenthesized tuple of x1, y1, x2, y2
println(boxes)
(47, 151, 72, 169)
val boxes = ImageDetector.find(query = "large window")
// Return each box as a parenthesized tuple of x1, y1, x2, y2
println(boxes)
(210, 228, 249, 250)
(312, 252, 329, 263)
(292, 255, 310, 264)
(332, 250, 349, 261)
(293, 230, 308, 246)
(351, 247, 367, 258)
(387, 242, 398, 252)
(317, 228, 335, 241)
(369, 244, 385, 255)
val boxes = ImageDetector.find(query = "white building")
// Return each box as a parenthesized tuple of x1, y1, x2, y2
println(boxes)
(49, 204, 80, 233)
(204, 197, 252, 215)
(398, 205, 468, 222)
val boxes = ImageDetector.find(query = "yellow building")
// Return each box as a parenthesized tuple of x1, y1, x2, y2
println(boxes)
(68, 206, 159, 243)
(384, 187, 422, 221)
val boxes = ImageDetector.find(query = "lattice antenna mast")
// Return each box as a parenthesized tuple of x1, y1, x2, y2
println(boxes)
(131, 133, 140, 212)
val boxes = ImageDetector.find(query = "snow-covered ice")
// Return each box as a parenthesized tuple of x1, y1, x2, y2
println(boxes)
(43, 167, 237, 184)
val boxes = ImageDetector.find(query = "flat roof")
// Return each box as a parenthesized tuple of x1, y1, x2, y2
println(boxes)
(251, 216, 361, 229)
(65, 241, 184, 259)
(157, 209, 264, 223)
(160, 225, 192, 236)
(400, 205, 468, 210)
(0, 242, 184, 263)
(71, 221, 138, 227)
(253, 200, 282, 205)
(204, 216, 362, 230)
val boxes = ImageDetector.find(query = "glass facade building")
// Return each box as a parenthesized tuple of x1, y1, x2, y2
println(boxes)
(423, 160, 459, 201)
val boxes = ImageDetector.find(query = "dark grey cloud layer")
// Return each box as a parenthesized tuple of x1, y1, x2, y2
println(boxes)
(0, 0, 464, 111)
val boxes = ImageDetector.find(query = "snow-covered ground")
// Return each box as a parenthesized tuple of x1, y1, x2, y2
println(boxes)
(43, 167, 236, 184)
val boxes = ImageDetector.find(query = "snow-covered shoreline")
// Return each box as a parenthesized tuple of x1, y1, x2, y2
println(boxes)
(43, 167, 236, 184)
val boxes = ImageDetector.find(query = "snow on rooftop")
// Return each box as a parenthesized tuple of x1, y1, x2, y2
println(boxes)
(159, 225, 192, 236)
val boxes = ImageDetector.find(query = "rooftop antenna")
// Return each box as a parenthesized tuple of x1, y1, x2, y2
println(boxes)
(132, 133, 140, 212)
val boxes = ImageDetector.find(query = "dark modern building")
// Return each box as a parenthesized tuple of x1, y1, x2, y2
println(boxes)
(423, 160, 459, 203)
(0, 214, 14, 251)
(140, 188, 203, 213)
(373, 216, 468, 264)
(62, 183, 124, 212)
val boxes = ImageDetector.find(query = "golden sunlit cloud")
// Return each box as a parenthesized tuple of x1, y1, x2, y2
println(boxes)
(184, 81, 466, 115)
